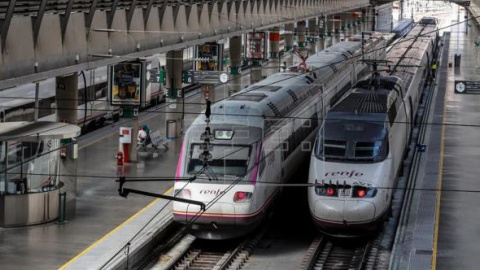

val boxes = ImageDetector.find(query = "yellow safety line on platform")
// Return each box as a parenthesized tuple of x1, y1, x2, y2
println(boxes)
(59, 186, 174, 270)
(432, 84, 447, 269)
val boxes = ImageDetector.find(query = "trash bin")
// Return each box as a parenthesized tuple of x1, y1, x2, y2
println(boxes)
(166, 120, 178, 139)
(454, 54, 461, 67)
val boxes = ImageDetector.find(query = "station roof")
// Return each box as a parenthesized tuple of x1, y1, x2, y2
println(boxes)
(0, 121, 81, 141)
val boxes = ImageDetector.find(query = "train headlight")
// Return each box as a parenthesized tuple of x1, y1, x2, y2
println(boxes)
(233, 191, 253, 203)
(214, 130, 234, 140)
(315, 185, 338, 197)
(352, 186, 377, 198)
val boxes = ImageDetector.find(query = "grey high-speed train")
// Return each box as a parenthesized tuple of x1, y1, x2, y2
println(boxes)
(308, 17, 438, 237)
(173, 32, 387, 240)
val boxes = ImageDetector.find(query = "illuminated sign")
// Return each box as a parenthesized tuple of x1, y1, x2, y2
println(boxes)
(195, 43, 222, 71)
(108, 61, 146, 106)
(246, 32, 267, 60)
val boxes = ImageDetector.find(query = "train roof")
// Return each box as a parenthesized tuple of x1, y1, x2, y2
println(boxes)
(330, 91, 388, 114)
(189, 34, 386, 130)
(419, 17, 437, 25)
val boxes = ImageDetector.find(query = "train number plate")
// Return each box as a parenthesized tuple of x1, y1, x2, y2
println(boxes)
(340, 189, 351, 196)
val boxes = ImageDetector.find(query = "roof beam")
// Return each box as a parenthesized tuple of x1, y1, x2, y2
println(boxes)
(33, 0, 49, 47)
(0, 0, 17, 51)
(107, 0, 120, 29)
(144, 0, 155, 25)
(127, 0, 138, 29)
(85, 0, 99, 30)
(61, 0, 75, 42)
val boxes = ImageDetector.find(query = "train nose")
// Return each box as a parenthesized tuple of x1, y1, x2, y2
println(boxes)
(313, 200, 376, 224)
(313, 199, 344, 222)
(342, 201, 376, 223)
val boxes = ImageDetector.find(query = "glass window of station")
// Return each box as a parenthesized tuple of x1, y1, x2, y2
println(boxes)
(0, 139, 60, 195)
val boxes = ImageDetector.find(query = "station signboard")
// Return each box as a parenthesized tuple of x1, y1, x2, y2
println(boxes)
(108, 61, 146, 106)
(454, 80, 480, 94)
(195, 43, 223, 71)
(183, 70, 229, 85)
(246, 32, 267, 60)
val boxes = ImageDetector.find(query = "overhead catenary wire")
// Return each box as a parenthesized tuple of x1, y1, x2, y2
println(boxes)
(0, 12, 468, 229)
(1, 18, 475, 194)
(100, 18, 460, 264)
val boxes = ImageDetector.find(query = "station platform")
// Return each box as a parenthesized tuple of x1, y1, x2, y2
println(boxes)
(0, 54, 296, 269)
(391, 7, 480, 270)
(434, 8, 480, 270)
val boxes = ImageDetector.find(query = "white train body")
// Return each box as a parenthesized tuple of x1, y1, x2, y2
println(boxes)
(173, 33, 387, 239)
(308, 18, 438, 237)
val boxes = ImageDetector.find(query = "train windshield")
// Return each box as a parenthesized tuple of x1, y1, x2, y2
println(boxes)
(187, 144, 252, 178)
(315, 120, 388, 162)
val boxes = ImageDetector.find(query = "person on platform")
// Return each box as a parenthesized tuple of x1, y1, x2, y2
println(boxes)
(138, 125, 147, 143)
(431, 62, 438, 79)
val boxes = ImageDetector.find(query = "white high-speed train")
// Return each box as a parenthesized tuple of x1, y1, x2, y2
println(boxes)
(308, 18, 438, 237)
(173, 32, 387, 239)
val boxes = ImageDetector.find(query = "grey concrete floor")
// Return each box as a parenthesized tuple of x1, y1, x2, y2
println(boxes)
(436, 10, 480, 270)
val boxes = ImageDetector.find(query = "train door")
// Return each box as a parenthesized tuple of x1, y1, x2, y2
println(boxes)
(261, 130, 282, 201)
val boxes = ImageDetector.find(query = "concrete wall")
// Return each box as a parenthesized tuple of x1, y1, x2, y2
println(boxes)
(375, 3, 394, 32)
(3, 16, 36, 78)
(0, 0, 371, 82)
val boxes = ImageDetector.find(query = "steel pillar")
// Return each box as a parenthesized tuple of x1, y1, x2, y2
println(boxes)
(297, 21, 307, 48)
(56, 73, 78, 125)
(285, 23, 294, 52)
(165, 50, 183, 138)
(270, 27, 280, 58)
(229, 36, 242, 94)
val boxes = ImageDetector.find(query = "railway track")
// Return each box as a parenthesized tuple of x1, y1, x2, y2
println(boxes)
(145, 227, 266, 270)
(300, 234, 383, 270)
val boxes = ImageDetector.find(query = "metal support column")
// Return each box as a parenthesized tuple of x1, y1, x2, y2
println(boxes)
(308, 18, 317, 54)
(297, 21, 307, 48)
(229, 36, 243, 94)
(165, 50, 184, 138)
(56, 73, 78, 124)
(269, 27, 280, 58)
(285, 23, 294, 52)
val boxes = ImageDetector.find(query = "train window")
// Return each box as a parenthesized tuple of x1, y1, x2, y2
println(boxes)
(323, 140, 347, 157)
(355, 141, 384, 158)
(0, 110, 4, 122)
(187, 144, 252, 178)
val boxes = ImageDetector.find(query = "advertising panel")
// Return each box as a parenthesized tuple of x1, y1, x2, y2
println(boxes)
(195, 43, 221, 71)
(246, 32, 267, 60)
(109, 62, 145, 106)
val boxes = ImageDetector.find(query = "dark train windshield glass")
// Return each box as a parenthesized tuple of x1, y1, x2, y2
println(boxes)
(187, 144, 251, 178)
(314, 120, 388, 162)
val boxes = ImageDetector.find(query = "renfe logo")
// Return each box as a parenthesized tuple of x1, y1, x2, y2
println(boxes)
(324, 170, 364, 178)
(199, 189, 223, 195)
